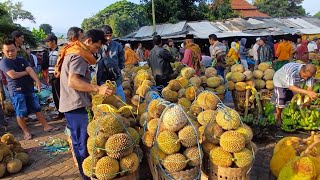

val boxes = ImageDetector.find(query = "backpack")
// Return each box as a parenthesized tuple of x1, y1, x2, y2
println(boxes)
(101, 58, 121, 82)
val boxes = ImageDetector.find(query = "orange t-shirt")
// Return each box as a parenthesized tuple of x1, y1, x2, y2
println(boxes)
(276, 41, 293, 61)
(125, 48, 140, 65)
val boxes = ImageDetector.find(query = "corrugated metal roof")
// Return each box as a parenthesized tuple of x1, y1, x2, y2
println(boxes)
(134, 21, 186, 38)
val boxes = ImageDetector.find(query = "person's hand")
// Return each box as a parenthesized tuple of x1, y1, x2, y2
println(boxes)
(36, 80, 41, 92)
(306, 91, 318, 100)
(98, 85, 115, 96)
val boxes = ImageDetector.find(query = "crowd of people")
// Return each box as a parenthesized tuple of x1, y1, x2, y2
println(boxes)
(0, 24, 319, 179)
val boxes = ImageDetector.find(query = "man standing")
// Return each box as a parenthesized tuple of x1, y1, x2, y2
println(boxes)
(273, 63, 318, 125)
(44, 34, 62, 118)
(252, 38, 260, 67)
(0, 39, 57, 140)
(308, 37, 319, 52)
(239, 38, 248, 69)
(182, 34, 201, 75)
(149, 35, 175, 87)
(97, 25, 126, 102)
(257, 37, 273, 65)
(124, 43, 140, 66)
(59, 29, 114, 179)
(26, 47, 37, 72)
(136, 43, 145, 61)
(208, 34, 226, 77)
(275, 36, 293, 71)
(168, 39, 179, 60)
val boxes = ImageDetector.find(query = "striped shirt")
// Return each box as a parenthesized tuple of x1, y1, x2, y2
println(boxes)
(273, 63, 313, 88)
(49, 48, 59, 74)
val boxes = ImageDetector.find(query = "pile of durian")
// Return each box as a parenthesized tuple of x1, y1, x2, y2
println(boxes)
(143, 102, 203, 178)
(270, 133, 320, 179)
(84, 110, 142, 179)
(226, 62, 275, 92)
(204, 106, 255, 170)
(0, 133, 30, 178)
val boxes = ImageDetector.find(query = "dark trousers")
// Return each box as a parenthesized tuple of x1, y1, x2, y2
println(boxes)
(50, 77, 63, 116)
(64, 108, 89, 180)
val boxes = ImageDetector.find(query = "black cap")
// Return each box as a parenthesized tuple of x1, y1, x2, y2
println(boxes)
(11, 31, 23, 39)
(44, 34, 58, 42)
(101, 25, 113, 34)
(186, 34, 194, 39)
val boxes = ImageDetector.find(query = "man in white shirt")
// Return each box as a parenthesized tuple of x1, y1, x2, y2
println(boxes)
(307, 37, 319, 52)
(252, 38, 260, 68)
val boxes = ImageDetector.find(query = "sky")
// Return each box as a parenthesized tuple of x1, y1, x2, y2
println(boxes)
(2, 0, 319, 34)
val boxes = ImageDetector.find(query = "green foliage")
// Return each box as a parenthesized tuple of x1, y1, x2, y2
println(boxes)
(314, 11, 320, 18)
(39, 24, 53, 35)
(81, 0, 148, 37)
(207, 0, 238, 21)
(253, 0, 306, 17)
(32, 28, 47, 42)
(2, 0, 35, 22)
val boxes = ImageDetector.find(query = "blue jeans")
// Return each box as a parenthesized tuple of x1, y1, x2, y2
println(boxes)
(64, 108, 89, 180)
(10, 93, 41, 117)
(116, 85, 126, 103)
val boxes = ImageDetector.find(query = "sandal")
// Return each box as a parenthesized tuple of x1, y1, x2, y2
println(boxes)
(24, 134, 32, 140)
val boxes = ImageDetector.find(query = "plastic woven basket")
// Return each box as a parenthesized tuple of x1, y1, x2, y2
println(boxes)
(209, 163, 251, 180)
(232, 90, 250, 113)
(158, 166, 200, 180)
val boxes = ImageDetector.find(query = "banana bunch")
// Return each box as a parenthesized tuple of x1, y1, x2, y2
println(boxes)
(281, 105, 300, 132)
(297, 108, 320, 131)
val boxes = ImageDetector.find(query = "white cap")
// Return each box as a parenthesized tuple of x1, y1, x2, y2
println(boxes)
(181, 43, 184, 48)
(125, 43, 131, 48)
(256, 37, 261, 41)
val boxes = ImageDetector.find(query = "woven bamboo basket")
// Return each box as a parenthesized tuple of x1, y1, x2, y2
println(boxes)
(202, 152, 210, 176)
(209, 163, 251, 180)
(158, 166, 200, 180)
(91, 170, 139, 180)
(232, 90, 250, 113)
(146, 149, 160, 180)
(67, 136, 78, 167)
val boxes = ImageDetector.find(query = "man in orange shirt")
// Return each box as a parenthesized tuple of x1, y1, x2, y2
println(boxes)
(124, 43, 140, 66)
(275, 36, 292, 71)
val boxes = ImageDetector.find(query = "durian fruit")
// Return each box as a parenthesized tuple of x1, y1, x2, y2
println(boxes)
(177, 77, 189, 88)
(120, 153, 139, 174)
(15, 152, 29, 165)
(138, 102, 148, 116)
(200, 76, 207, 84)
(181, 67, 196, 79)
(216, 108, 240, 130)
(202, 141, 217, 154)
(219, 131, 246, 153)
(150, 146, 167, 165)
(127, 127, 140, 145)
(278, 156, 317, 180)
(147, 118, 160, 134)
(235, 124, 253, 144)
(122, 81, 131, 90)
(82, 156, 98, 177)
(136, 84, 150, 98)
(184, 146, 202, 166)
(215, 85, 226, 95)
(162, 105, 188, 132)
(143, 131, 155, 148)
(209, 147, 233, 167)
(162, 88, 179, 102)
(205, 122, 224, 144)
(273, 137, 302, 155)
(231, 72, 245, 83)
(270, 145, 297, 177)
(205, 67, 217, 78)
(233, 148, 253, 168)
(196, 92, 220, 110)
(227, 81, 235, 91)
(207, 77, 221, 88)
(190, 103, 202, 116)
(231, 64, 245, 73)
(0, 163, 5, 178)
(168, 80, 182, 91)
(139, 112, 150, 127)
(178, 98, 192, 110)
(178, 125, 198, 147)
(1, 133, 15, 144)
(243, 70, 253, 81)
(190, 119, 201, 129)
(105, 133, 134, 159)
(185, 86, 199, 101)
(197, 110, 216, 126)
(235, 82, 247, 92)
(226, 72, 233, 81)
(178, 88, 186, 98)
(7, 159, 22, 174)
(198, 126, 205, 142)
(266, 80, 274, 90)
(95, 156, 120, 180)
(254, 79, 266, 90)
(263, 69, 275, 80)
(246, 80, 254, 87)
(87, 133, 107, 155)
(131, 95, 140, 106)
(253, 70, 264, 79)
(148, 99, 166, 119)
(157, 130, 181, 155)
(189, 76, 202, 87)
(96, 113, 125, 138)
(258, 62, 271, 71)
(162, 153, 188, 172)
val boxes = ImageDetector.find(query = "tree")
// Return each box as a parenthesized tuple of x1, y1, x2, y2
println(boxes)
(314, 11, 320, 18)
(1, 0, 35, 23)
(206, 0, 238, 21)
(81, 0, 148, 37)
(141, 0, 206, 23)
(39, 23, 53, 34)
(32, 28, 47, 42)
(253, 0, 306, 17)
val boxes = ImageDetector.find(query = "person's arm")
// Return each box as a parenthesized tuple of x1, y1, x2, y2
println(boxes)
(26, 66, 41, 91)
(289, 85, 317, 99)
(69, 73, 98, 92)
(118, 44, 125, 70)
(2, 60, 28, 79)
(162, 49, 174, 63)
(181, 49, 192, 65)
(276, 44, 281, 58)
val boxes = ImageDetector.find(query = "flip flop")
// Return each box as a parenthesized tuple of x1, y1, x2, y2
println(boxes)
(24, 134, 32, 140)
(44, 127, 60, 132)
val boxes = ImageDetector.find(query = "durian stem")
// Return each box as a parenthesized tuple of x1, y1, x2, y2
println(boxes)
(300, 135, 320, 157)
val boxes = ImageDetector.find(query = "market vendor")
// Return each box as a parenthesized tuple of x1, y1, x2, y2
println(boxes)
(273, 62, 318, 125)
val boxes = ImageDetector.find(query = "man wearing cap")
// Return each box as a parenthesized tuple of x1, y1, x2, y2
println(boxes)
(97, 25, 126, 102)
(208, 34, 226, 77)
(308, 37, 319, 53)
(124, 43, 140, 66)
(182, 34, 201, 75)
(44, 34, 62, 118)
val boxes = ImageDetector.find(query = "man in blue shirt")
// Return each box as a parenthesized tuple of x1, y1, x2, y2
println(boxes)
(0, 39, 58, 140)
(273, 63, 318, 124)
